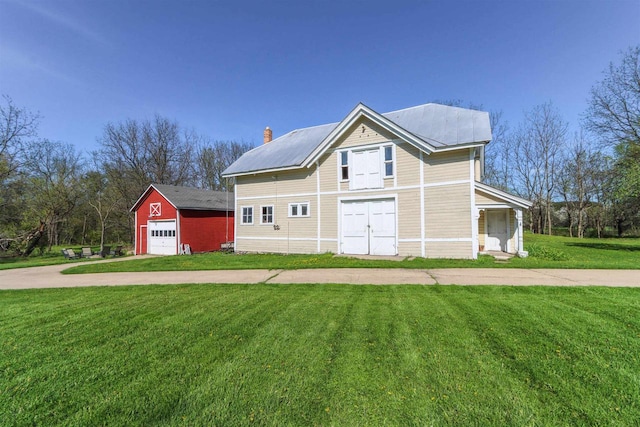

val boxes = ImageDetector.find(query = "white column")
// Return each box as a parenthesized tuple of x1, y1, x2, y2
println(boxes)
(516, 209, 524, 253)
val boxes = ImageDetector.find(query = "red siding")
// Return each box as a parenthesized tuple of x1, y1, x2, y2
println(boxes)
(180, 210, 235, 252)
(133, 189, 177, 254)
(133, 186, 235, 255)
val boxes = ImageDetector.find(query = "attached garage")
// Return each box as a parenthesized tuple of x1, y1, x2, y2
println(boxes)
(131, 184, 234, 255)
(340, 198, 396, 256)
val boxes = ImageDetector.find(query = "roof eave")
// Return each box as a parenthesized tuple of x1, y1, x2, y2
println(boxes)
(303, 103, 436, 168)
(222, 163, 304, 178)
(475, 181, 533, 209)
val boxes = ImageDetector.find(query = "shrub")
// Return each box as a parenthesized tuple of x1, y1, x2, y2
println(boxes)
(526, 243, 568, 261)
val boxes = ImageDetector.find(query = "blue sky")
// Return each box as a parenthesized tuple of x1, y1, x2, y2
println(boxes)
(1, 0, 639, 154)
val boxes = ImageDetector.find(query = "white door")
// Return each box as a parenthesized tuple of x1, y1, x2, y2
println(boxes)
(148, 220, 177, 255)
(341, 199, 396, 255)
(486, 211, 507, 252)
(341, 201, 369, 254)
(369, 199, 396, 255)
(350, 149, 381, 190)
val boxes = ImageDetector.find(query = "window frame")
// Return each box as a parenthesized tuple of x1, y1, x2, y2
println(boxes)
(288, 202, 310, 218)
(260, 205, 274, 225)
(383, 145, 394, 178)
(240, 206, 254, 225)
(339, 150, 349, 181)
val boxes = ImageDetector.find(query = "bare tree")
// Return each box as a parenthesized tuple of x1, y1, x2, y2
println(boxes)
(584, 45, 640, 147)
(195, 139, 253, 191)
(23, 140, 84, 252)
(83, 170, 121, 254)
(97, 115, 198, 235)
(557, 131, 598, 237)
(0, 95, 40, 182)
(483, 110, 512, 191)
(512, 103, 567, 234)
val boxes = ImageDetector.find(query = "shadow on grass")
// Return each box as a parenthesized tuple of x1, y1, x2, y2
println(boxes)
(565, 242, 640, 252)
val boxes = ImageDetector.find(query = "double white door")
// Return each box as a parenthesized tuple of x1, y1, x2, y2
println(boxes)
(341, 199, 396, 256)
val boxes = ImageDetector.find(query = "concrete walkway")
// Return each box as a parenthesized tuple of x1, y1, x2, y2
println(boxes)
(0, 259, 638, 289)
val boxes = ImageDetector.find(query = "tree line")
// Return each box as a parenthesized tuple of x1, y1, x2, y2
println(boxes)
(0, 103, 252, 256)
(484, 46, 639, 238)
(1, 46, 638, 256)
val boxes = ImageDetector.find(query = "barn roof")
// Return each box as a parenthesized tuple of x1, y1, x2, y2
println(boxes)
(223, 102, 492, 177)
(130, 184, 234, 212)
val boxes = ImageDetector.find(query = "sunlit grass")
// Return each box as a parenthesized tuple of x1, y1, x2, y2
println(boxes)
(61, 233, 640, 274)
(1, 284, 638, 426)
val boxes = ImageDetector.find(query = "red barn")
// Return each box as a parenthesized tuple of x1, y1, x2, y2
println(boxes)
(131, 184, 234, 255)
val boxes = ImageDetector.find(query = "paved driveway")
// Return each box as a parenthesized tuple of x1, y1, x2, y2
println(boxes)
(0, 260, 638, 289)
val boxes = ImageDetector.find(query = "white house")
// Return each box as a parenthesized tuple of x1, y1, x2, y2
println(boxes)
(223, 102, 532, 259)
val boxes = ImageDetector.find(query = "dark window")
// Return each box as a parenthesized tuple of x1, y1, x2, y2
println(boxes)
(341, 151, 349, 180)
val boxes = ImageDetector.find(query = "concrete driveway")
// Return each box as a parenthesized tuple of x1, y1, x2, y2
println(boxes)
(0, 259, 638, 289)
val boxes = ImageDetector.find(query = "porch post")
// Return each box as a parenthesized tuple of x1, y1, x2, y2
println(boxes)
(516, 209, 525, 254)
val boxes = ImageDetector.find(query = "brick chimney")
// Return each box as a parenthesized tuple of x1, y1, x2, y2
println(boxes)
(263, 126, 272, 144)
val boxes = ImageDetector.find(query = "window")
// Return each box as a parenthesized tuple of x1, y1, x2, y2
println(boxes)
(241, 206, 253, 225)
(260, 205, 274, 224)
(150, 202, 161, 216)
(340, 151, 349, 180)
(289, 202, 310, 217)
(384, 146, 394, 177)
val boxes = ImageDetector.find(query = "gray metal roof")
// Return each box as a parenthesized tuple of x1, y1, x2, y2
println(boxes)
(152, 184, 234, 211)
(223, 103, 491, 176)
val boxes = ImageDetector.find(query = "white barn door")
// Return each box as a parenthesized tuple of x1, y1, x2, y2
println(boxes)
(148, 220, 177, 255)
(341, 199, 396, 256)
(341, 201, 369, 254)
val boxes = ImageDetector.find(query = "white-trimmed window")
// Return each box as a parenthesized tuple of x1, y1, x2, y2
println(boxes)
(289, 202, 310, 217)
(150, 202, 161, 216)
(384, 145, 394, 177)
(241, 206, 253, 225)
(340, 151, 349, 181)
(260, 205, 274, 224)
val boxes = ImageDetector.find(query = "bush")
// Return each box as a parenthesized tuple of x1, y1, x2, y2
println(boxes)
(526, 243, 568, 261)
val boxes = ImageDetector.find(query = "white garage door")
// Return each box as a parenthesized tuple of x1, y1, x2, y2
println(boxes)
(341, 199, 396, 256)
(148, 220, 177, 255)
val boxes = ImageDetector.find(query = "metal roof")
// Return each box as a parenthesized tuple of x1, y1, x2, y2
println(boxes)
(223, 103, 492, 176)
(134, 184, 234, 211)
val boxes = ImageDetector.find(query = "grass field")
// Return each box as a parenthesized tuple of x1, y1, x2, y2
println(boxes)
(62, 233, 640, 274)
(2, 284, 638, 426)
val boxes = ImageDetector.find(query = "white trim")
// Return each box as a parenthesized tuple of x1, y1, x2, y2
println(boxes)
(304, 103, 435, 168)
(476, 203, 513, 209)
(233, 187, 238, 253)
(424, 238, 473, 242)
(316, 161, 321, 253)
(240, 205, 254, 225)
(398, 238, 422, 242)
(134, 210, 138, 255)
(288, 201, 311, 218)
(176, 209, 181, 253)
(236, 179, 470, 202)
(259, 204, 274, 225)
(506, 209, 511, 253)
(470, 148, 478, 259)
(237, 236, 318, 242)
(475, 181, 533, 209)
(320, 238, 338, 242)
(432, 142, 486, 153)
(419, 150, 425, 258)
(338, 195, 398, 256)
(517, 209, 524, 253)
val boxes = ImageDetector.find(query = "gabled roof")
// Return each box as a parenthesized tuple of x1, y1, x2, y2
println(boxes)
(223, 102, 492, 177)
(475, 181, 533, 209)
(130, 184, 234, 212)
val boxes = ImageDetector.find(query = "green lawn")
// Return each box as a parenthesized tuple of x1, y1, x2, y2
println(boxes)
(2, 284, 638, 426)
(0, 245, 129, 271)
(63, 233, 640, 274)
